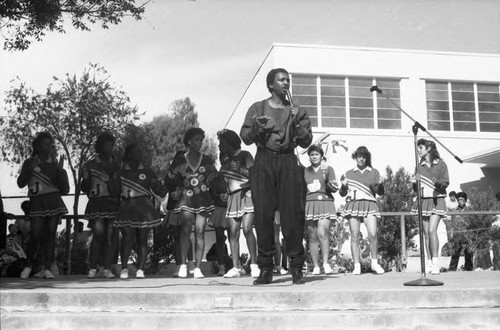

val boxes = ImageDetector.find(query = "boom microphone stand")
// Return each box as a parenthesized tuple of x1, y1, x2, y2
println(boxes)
(370, 86, 463, 286)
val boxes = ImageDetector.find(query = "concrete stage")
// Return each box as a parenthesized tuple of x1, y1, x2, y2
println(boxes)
(1, 270, 499, 329)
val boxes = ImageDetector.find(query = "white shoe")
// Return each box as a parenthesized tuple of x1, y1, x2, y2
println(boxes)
(352, 263, 361, 275)
(33, 268, 45, 278)
(280, 268, 288, 275)
(178, 264, 188, 278)
(188, 261, 195, 274)
(431, 264, 440, 275)
(371, 262, 385, 275)
(312, 267, 321, 275)
(20, 267, 32, 279)
(136, 269, 145, 278)
(250, 264, 260, 278)
(87, 269, 97, 279)
(103, 269, 115, 279)
(44, 270, 55, 279)
(172, 265, 180, 277)
(193, 267, 204, 279)
(120, 269, 129, 279)
(323, 263, 333, 275)
(223, 267, 241, 278)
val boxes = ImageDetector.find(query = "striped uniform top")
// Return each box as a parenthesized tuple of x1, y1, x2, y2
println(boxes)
(219, 150, 253, 194)
(26, 157, 68, 197)
(304, 164, 337, 202)
(416, 158, 449, 198)
(117, 163, 161, 199)
(82, 156, 119, 198)
(343, 167, 381, 202)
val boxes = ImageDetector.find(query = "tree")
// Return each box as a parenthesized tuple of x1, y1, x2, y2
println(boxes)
(0, 63, 140, 228)
(0, 0, 149, 51)
(377, 166, 418, 271)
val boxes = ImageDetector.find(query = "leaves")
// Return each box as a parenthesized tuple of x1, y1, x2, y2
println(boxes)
(1, 0, 148, 50)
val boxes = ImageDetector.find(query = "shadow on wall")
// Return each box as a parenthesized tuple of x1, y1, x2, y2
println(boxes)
(460, 167, 500, 194)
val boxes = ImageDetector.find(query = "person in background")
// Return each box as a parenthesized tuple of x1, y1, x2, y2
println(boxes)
(339, 146, 385, 275)
(17, 132, 69, 279)
(411, 139, 449, 275)
(448, 192, 473, 271)
(113, 143, 163, 279)
(81, 132, 120, 279)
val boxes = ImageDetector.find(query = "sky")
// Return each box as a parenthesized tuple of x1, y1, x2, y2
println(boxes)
(1, 0, 500, 196)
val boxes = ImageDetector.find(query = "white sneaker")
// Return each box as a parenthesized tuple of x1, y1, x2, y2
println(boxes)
(87, 269, 97, 279)
(312, 267, 321, 275)
(187, 261, 195, 274)
(352, 263, 361, 275)
(103, 269, 115, 279)
(193, 267, 204, 279)
(20, 267, 32, 279)
(178, 264, 188, 278)
(136, 269, 145, 278)
(33, 268, 45, 278)
(371, 262, 385, 275)
(50, 263, 59, 276)
(323, 263, 333, 275)
(250, 264, 260, 278)
(280, 268, 288, 275)
(120, 269, 129, 279)
(44, 269, 55, 279)
(223, 267, 241, 278)
(431, 264, 440, 275)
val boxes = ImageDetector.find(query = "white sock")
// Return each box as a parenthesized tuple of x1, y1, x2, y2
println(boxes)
(371, 258, 378, 265)
(432, 257, 439, 265)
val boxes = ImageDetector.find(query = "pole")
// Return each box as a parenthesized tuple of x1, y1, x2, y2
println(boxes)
(400, 214, 407, 271)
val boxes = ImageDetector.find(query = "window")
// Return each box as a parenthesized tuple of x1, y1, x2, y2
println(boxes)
(426, 80, 500, 132)
(291, 74, 401, 129)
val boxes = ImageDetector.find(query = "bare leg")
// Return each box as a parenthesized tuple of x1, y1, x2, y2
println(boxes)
(241, 213, 257, 264)
(136, 228, 150, 270)
(179, 211, 195, 267)
(307, 221, 320, 268)
(194, 213, 207, 269)
(364, 215, 379, 259)
(428, 215, 441, 258)
(348, 217, 361, 263)
(228, 217, 241, 268)
(317, 219, 331, 264)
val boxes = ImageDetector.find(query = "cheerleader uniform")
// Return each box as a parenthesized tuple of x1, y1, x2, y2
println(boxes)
(166, 153, 216, 217)
(411, 159, 449, 217)
(81, 156, 120, 226)
(24, 156, 69, 218)
(304, 164, 337, 221)
(207, 173, 230, 228)
(114, 163, 162, 228)
(220, 150, 254, 219)
(340, 167, 384, 219)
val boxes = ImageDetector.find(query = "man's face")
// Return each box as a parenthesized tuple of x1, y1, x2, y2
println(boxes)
(270, 72, 290, 97)
(457, 197, 466, 208)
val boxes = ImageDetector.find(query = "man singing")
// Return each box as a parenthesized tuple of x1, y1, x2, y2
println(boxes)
(240, 68, 312, 285)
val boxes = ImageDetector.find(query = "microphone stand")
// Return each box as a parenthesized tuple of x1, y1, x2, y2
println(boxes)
(370, 86, 463, 287)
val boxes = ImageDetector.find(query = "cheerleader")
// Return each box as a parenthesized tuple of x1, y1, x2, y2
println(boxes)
(207, 154, 231, 276)
(304, 145, 338, 275)
(217, 129, 259, 278)
(81, 133, 120, 279)
(113, 143, 163, 279)
(165, 128, 216, 278)
(339, 146, 385, 275)
(411, 139, 449, 275)
(17, 132, 69, 279)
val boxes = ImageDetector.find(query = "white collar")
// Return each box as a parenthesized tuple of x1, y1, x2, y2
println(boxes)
(353, 166, 372, 173)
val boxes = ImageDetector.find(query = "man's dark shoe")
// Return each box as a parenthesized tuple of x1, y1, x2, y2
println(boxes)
(291, 269, 305, 284)
(253, 269, 273, 285)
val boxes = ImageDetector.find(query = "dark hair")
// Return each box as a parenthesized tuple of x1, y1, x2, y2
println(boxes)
(448, 191, 457, 197)
(307, 144, 326, 161)
(496, 192, 500, 201)
(183, 127, 205, 147)
(217, 129, 241, 150)
(123, 143, 138, 162)
(95, 132, 116, 154)
(31, 132, 53, 157)
(266, 68, 289, 93)
(417, 138, 440, 163)
(456, 191, 468, 202)
(20, 200, 30, 212)
(352, 146, 372, 168)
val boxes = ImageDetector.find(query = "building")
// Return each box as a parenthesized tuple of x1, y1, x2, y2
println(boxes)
(226, 43, 500, 197)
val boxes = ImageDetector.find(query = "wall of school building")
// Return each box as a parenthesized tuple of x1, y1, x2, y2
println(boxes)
(226, 44, 500, 262)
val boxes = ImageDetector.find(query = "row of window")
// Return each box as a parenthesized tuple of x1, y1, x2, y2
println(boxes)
(290, 74, 500, 133)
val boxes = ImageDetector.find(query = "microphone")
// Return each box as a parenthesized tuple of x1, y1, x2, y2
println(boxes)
(370, 86, 382, 94)
(285, 89, 294, 106)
